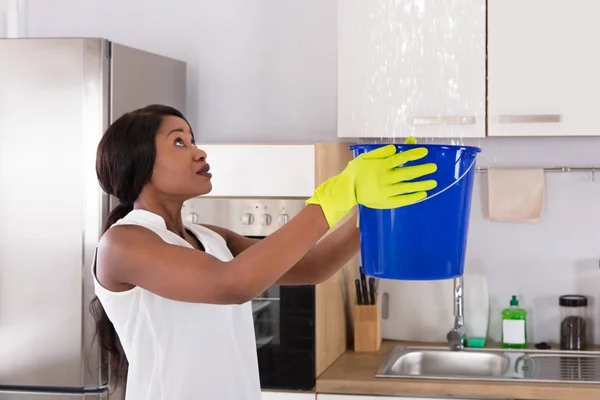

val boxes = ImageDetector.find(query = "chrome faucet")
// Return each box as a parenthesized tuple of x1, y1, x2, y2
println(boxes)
(446, 275, 466, 351)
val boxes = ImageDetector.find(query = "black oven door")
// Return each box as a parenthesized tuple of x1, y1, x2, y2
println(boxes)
(248, 238, 316, 390)
(254, 284, 315, 390)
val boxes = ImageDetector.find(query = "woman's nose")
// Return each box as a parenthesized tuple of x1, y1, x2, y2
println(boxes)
(193, 146, 207, 161)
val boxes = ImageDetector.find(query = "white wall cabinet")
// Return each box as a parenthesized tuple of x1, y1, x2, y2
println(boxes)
(199, 144, 315, 198)
(488, 0, 600, 137)
(337, 0, 486, 139)
(262, 391, 316, 400)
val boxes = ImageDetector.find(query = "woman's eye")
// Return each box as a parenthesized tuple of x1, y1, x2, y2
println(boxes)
(174, 138, 185, 147)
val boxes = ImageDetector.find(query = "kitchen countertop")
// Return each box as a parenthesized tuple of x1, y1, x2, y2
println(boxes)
(316, 340, 600, 400)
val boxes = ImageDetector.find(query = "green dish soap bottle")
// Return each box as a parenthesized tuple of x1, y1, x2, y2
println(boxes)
(501, 295, 528, 349)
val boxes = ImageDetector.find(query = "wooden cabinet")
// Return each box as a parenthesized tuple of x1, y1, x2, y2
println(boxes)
(199, 144, 316, 197)
(337, 0, 486, 139)
(311, 143, 359, 377)
(488, 0, 600, 137)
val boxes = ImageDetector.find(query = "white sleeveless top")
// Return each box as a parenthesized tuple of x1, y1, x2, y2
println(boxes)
(92, 209, 261, 400)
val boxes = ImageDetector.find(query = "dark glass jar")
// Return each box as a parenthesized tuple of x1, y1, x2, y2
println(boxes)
(559, 295, 588, 351)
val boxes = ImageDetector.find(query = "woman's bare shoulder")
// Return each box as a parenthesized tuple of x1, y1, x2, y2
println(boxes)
(100, 224, 164, 254)
(98, 224, 163, 276)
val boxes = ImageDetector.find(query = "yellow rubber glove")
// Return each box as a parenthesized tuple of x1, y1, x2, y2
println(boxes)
(306, 137, 437, 228)
(355, 135, 421, 227)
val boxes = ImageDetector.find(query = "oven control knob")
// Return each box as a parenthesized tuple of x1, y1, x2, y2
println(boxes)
(278, 214, 289, 226)
(260, 213, 272, 226)
(184, 212, 199, 224)
(241, 213, 255, 225)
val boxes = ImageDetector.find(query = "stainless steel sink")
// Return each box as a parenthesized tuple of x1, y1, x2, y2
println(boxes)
(381, 348, 509, 377)
(376, 345, 600, 384)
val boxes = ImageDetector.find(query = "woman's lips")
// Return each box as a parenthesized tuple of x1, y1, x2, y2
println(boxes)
(196, 164, 212, 179)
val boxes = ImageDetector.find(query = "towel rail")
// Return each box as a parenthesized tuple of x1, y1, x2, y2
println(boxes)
(475, 167, 598, 173)
(475, 166, 598, 181)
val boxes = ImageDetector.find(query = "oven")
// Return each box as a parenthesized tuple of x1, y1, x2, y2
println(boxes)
(182, 197, 316, 390)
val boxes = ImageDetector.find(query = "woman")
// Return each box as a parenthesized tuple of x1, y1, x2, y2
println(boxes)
(90, 104, 437, 400)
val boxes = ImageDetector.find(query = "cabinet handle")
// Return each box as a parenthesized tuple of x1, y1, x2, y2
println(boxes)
(498, 114, 561, 123)
(380, 292, 390, 320)
(410, 116, 476, 126)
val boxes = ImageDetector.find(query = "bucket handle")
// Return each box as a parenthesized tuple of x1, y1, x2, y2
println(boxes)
(410, 157, 477, 206)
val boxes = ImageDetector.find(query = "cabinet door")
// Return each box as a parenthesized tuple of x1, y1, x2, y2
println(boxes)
(262, 391, 316, 400)
(337, 0, 486, 139)
(199, 144, 315, 197)
(488, 0, 600, 136)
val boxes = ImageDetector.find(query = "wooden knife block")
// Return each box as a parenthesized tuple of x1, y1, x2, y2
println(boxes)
(353, 301, 382, 352)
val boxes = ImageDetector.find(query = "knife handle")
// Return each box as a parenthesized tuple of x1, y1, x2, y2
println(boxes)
(355, 279, 363, 305)
(368, 277, 376, 305)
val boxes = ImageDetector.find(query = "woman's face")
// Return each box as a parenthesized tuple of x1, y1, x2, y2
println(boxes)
(150, 115, 212, 200)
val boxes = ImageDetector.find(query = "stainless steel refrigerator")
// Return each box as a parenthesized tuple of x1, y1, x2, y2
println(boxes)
(0, 38, 186, 399)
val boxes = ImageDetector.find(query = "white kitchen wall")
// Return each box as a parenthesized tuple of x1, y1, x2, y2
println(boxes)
(24, 0, 337, 142)
(19, 0, 600, 344)
(468, 167, 600, 345)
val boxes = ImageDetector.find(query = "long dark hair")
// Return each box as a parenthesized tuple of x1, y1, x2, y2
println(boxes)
(89, 104, 190, 385)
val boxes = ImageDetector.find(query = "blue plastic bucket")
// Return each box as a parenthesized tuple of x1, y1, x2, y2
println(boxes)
(351, 143, 481, 280)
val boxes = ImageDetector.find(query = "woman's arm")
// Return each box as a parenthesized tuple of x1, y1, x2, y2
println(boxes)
(276, 211, 359, 285)
(203, 224, 261, 257)
(206, 210, 360, 286)
(96, 204, 329, 305)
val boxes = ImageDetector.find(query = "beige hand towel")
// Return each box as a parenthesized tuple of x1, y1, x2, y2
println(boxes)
(486, 168, 545, 222)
